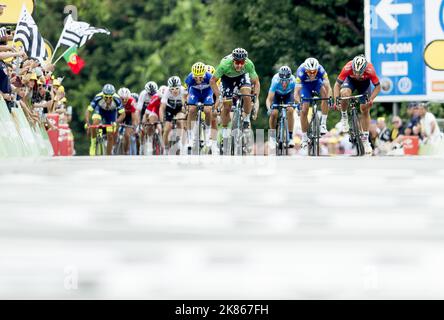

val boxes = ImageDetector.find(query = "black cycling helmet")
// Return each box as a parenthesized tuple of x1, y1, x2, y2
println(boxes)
(102, 84, 116, 96)
(278, 66, 292, 79)
(131, 92, 139, 102)
(232, 48, 248, 61)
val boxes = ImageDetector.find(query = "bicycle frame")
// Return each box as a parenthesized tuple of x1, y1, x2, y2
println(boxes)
(336, 94, 368, 156)
(302, 96, 332, 157)
(89, 124, 114, 156)
(230, 92, 255, 156)
(271, 103, 296, 156)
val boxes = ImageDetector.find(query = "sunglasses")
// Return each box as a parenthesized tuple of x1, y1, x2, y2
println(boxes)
(171, 87, 180, 90)
(306, 70, 317, 76)
(234, 60, 245, 66)
(104, 95, 113, 99)
(194, 76, 205, 81)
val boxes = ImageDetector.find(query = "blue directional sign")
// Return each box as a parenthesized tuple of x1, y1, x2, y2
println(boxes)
(367, 0, 425, 100)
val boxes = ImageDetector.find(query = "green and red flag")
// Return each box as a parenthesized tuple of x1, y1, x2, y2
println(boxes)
(63, 47, 85, 74)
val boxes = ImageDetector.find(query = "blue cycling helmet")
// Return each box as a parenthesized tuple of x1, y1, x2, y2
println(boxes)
(102, 84, 116, 96)
(278, 66, 292, 79)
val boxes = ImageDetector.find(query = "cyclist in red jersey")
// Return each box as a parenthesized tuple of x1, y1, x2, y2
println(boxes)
(333, 55, 381, 155)
(138, 82, 162, 153)
(118, 87, 139, 155)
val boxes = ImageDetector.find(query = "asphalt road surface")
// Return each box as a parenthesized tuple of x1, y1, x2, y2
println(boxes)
(1, 155, 444, 299)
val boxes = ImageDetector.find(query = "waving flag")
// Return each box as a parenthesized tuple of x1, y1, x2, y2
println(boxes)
(13, 5, 47, 61)
(56, 15, 110, 49)
(63, 47, 85, 75)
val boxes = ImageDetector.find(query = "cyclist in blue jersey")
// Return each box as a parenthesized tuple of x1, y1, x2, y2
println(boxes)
(266, 66, 297, 148)
(294, 58, 332, 151)
(87, 84, 125, 156)
(184, 62, 214, 149)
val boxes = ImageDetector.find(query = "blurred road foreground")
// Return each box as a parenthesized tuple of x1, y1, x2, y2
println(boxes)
(1, 155, 444, 299)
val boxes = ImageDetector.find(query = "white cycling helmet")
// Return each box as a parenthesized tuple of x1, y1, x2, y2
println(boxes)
(117, 87, 131, 99)
(168, 76, 181, 88)
(144, 81, 158, 95)
(304, 57, 320, 71)
(352, 55, 368, 75)
(158, 85, 168, 98)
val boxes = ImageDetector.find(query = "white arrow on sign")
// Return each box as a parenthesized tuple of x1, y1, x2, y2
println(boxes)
(375, 0, 413, 30)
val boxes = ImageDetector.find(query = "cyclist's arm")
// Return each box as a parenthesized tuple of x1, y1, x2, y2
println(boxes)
(266, 91, 274, 110)
(132, 110, 139, 126)
(117, 109, 125, 124)
(368, 84, 381, 104)
(210, 76, 220, 100)
(159, 103, 166, 123)
(294, 86, 302, 104)
(251, 76, 260, 98)
(323, 74, 332, 96)
(333, 81, 342, 103)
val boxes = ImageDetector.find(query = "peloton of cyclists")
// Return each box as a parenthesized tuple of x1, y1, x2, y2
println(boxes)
(87, 49, 381, 157)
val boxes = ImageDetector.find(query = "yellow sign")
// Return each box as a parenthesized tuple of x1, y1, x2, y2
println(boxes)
(0, 0, 35, 25)
(424, 40, 444, 71)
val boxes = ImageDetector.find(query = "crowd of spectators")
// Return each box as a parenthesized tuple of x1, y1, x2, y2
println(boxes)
(0, 5, 71, 130)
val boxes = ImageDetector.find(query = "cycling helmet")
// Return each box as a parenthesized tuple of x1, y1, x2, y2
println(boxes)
(158, 85, 168, 98)
(232, 48, 248, 61)
(352, 55, 368, 75)
(278, 66, 292, 79)
(304, 57, 319, 71)
(145, 81, 158, 95)
(205, 65, 216, 75)
(192, 62, 206, 77)
(131, 92, 139, 102)
(167, 76, 181, 88)
(117, 87, 131, 99)
(102, 84, 116, 96)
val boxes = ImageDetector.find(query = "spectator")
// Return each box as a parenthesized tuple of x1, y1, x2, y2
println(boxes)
(404, 102, 421, 136)
(418, 102, 443, 145)
(376, 117, 391, 142)
(390, 116, 405, 141)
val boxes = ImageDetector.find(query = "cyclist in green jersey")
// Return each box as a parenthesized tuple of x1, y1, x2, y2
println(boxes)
(210, 48, 260, 140)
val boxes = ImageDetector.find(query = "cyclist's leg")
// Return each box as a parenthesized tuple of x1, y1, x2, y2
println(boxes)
(284, 91, 295, 142)
(90, 112, 101, 156)
(239, 74, 253, 122)
(203, 89, 214, 147)
(162, 108, 175, 147)
(318, 82, 329, 133)
(340, 78, 353, 132)
(102, 110, 116, 155)
(357, 81, 372, 154)
(220, 76, 234, 139)
(300, 86, 312, 146)
(123, 113, 132, 154)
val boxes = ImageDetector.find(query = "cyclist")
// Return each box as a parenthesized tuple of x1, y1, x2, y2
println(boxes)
(138, 81, 159, 121)
(131, 92, 139, 103)
(87, 84, 125, 156)
(138, 81, 162, 152)
(118, 87, 139, 155)
(206, 64, 222, 153)
(334, 54, 381, 155)
(184, 62, 214, 150)
(294, 57, 332, 152)
(159, 76, 187, 151)
(265, 66, 297, 148)
(210, 48, 260, 141)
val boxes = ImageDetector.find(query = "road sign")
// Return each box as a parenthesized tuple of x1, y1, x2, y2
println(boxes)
(365, 0, 444, 102)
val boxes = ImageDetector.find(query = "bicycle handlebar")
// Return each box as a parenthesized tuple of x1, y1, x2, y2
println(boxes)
(336, 94, 368, 104)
